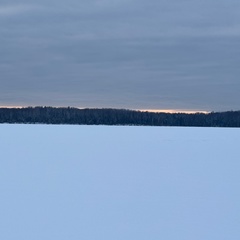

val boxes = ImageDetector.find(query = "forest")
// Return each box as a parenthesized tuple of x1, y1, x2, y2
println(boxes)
(0, 106, 239, 127)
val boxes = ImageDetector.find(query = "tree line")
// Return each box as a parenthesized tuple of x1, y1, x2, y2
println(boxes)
(0, 106, 239, 127)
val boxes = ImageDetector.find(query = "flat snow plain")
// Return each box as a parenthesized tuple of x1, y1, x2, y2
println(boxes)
(0, 124, 240, 240)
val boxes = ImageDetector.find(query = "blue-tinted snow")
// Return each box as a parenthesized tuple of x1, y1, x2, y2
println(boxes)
(0, 125, 240, 240)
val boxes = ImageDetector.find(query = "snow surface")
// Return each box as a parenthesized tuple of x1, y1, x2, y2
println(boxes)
(0, 124, 240, 240)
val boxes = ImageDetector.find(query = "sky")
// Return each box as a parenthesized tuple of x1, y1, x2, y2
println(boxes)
(1, 125, 240, 240)
(1, 0, 240, 111)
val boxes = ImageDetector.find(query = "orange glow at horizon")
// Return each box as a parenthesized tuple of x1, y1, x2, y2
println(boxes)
(137, 109, 210, 114)
(0, 105, 25, 108)
(0, 105, 209, 114)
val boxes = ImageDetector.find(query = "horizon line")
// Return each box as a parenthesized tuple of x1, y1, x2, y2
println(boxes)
(0, 105, 210, 114)
(137, 109, 210, 114)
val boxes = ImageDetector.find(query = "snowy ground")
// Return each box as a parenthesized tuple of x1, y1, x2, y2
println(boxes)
(0, 124, 240, 240)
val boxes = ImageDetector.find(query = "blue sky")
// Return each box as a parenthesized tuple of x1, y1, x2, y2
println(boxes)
(1, 0, 240, 111)
(1, 125, 240, 240)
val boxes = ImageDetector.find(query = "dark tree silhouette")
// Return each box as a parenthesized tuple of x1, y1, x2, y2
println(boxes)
(0, 107, 239, 127)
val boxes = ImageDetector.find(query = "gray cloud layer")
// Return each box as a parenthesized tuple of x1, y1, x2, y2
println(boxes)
(1, 0, 240, 111)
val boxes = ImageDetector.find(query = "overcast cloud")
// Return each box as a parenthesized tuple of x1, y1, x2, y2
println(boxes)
(1, 0, 240, 111)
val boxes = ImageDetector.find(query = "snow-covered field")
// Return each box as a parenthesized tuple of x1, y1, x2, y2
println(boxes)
(1, 124, 240, 240)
